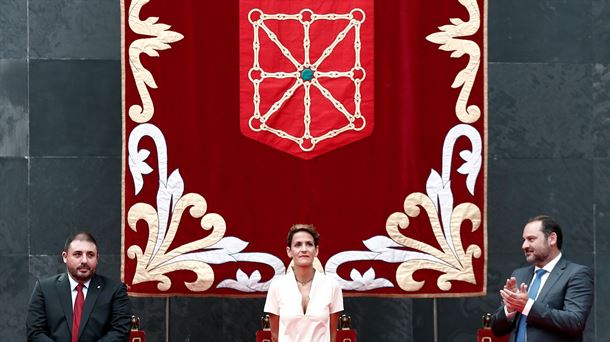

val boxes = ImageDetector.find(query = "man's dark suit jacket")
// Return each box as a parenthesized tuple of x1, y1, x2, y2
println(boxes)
(491, 257, 593, 342)
(26, 273, 132, 342)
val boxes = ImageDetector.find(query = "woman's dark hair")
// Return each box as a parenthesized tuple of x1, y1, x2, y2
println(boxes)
(286, 224, 320, 247)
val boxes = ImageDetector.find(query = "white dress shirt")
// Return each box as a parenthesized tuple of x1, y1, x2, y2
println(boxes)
(264, 271, 343, 342)
(67, 274, 91, 307)
(521, 252, 562, 316)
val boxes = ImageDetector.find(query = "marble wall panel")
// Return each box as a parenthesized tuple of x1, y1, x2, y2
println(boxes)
(29, 0, 120, 60)
(488, 158, 594, 255)
(343, 297, 412, 341)
(130, 297, 167, 341)
(593, 0, 610, 63)
(29, 255, 67, 282)
(0, 0, 27, 59)
(593, 252, 610, 342)
(167, 297, 279, 342)
(0, 59, 28, 157)
(593, 64, 610, 158)
(221, 298, 266, 341)
(0, 158, 28, 254)
(489, 62, 592, 159)
(1, 256, 31, 340)
(95, 254, 122, 281)
(412, 298, 434, 341)
(29, 60, 121, 157)
(170, 297, 227, 342)
(29, 157, 122, 255)
(489, 0, 592, 64)
(594, 160, 610, 255)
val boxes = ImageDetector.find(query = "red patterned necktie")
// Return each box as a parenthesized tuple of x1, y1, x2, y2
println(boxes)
(72, 283, 85, 342)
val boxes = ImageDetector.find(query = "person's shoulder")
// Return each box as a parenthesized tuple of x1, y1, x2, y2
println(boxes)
(511, 264, 532, 274)
(317, 272, 343, 297)
(33, 273, 68, 293)
(317, 271, 340, 287)
(560, 258, 592, 273)
(514, 264, 531, 271)
(267, 273, 290, 293)
(551, 258, 593, 284)
(37, 273, 66, 285)
(316, 271, 331, 281)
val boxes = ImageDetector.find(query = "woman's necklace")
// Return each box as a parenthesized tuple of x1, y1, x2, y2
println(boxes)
(295, 276, 314, 286)
(293, 268, 314, 286)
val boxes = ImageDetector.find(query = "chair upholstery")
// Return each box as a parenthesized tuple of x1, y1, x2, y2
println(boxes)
(129, 315, 146, 342)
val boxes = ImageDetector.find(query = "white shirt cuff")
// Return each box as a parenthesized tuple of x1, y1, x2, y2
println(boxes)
(521, 298, 535, 316)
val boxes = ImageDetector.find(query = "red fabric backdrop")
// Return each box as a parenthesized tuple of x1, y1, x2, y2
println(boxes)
(122, 0, 487, 297)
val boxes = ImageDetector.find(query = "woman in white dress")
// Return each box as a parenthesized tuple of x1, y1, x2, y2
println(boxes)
(264, 224, 344, 342)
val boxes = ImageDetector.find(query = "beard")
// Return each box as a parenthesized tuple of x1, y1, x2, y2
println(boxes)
(525, 246, 550, 265)
(68, 265, 96, 282)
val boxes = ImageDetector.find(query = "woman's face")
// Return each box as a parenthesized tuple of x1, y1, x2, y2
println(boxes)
(287, 231, 318, 267)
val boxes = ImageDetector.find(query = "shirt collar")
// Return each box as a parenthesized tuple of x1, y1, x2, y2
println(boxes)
(536, 252, 562, 274)
(67, 273, 92, 290)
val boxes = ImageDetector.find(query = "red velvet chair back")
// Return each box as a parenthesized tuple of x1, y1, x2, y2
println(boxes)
(477, 328, 508, 342)
(477, 313, 508, 342)
(129, 330, 146, 342)
(129, 315, 146, 342)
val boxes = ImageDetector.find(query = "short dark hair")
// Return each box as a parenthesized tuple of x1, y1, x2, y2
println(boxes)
(527, 215, 563, 250)
(286, 224, 320, 247)
(64, 232, 98, 252)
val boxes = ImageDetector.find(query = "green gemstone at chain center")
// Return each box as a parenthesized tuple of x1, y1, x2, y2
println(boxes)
(301, 68, 314, 81)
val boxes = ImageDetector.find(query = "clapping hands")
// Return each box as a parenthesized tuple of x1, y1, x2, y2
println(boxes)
(500, 277, 528, 313)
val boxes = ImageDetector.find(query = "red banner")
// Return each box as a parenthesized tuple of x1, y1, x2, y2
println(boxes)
(239, 0, 374, 160)
(122, 0, 487, 297)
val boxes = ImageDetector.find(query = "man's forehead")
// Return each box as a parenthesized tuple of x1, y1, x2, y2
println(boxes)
(68, 239, 98, 252)
(523, 221, 543, 236)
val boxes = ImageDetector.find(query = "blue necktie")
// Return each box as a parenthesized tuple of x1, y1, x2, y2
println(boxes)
(515, 269, 546, 342)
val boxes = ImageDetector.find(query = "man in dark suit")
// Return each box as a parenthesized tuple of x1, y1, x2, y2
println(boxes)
(27, 232, 132, 342)
(491, 215, 593, 342)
